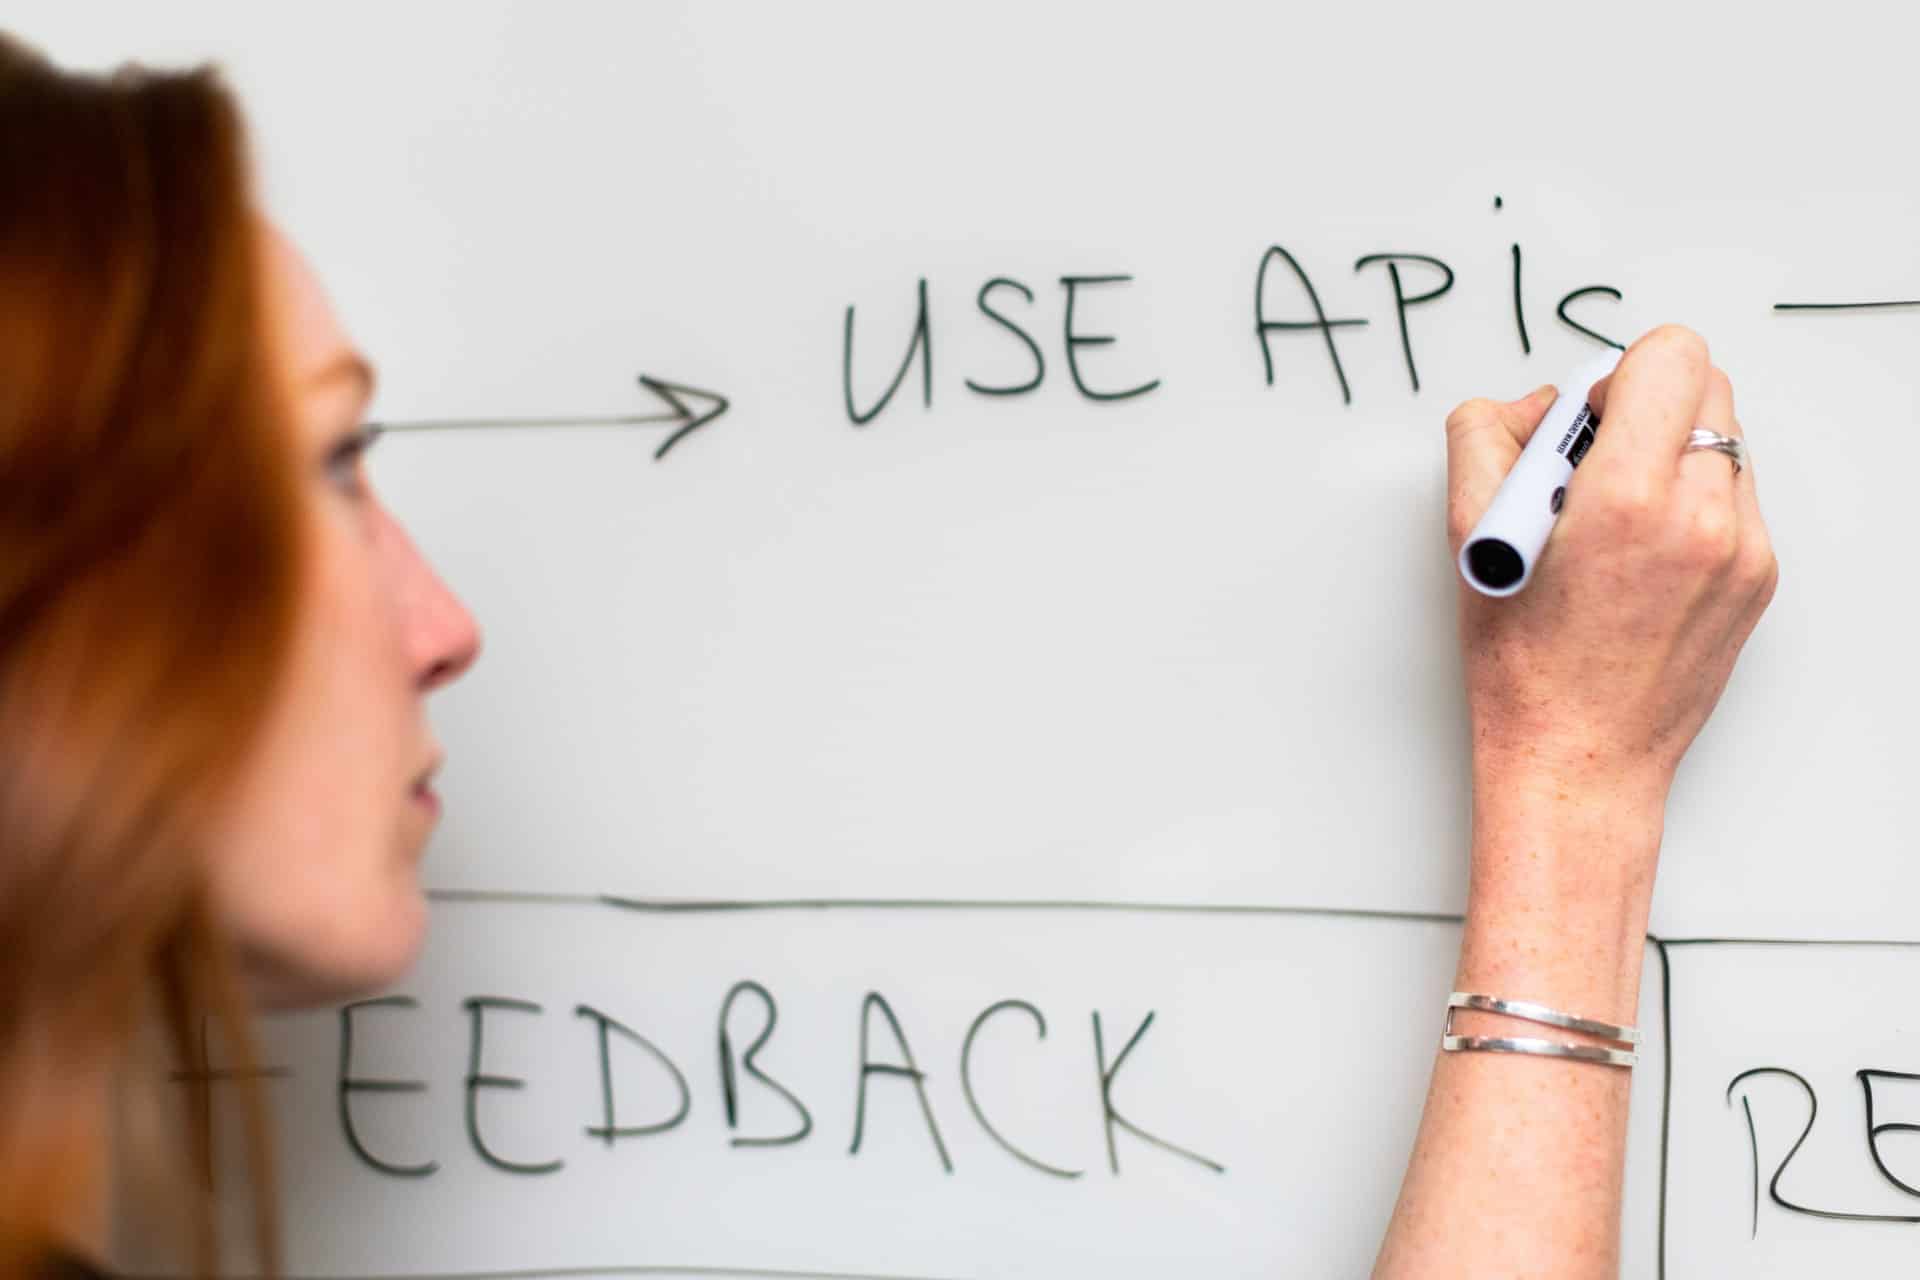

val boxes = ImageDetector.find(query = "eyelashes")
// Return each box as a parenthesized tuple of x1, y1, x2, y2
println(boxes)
(325, 423, 380, 497)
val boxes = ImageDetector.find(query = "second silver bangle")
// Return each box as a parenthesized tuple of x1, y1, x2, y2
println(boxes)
(1440, 1032, 1638, 1069)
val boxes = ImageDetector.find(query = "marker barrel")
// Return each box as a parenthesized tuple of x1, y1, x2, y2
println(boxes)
(1458, 351, 1623, 597)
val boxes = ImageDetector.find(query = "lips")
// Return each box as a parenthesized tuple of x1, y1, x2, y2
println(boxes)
(411, 752, 444, 820)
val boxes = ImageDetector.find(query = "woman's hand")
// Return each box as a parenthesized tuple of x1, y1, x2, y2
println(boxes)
(1446, 324, 1779, 809)
(1374, 326, 1778, 1279)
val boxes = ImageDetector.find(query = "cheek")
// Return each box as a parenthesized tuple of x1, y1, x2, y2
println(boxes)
(207, 508, 427, 1004)
(216, 823, 429, 1005)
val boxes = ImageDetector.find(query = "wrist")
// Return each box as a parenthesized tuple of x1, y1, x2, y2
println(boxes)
(1470, 751, 1668, 886)
(1454, 893, 1650, 1031)
(1470, 726, 1675, 809)
(1457, 768, 1667, 1028)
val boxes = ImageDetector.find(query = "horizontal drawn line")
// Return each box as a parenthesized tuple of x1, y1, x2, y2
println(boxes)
(424, 888, 1463, 926)
(429, 889, 609, 906)
(423, 891, 1920, 948)
(1773, 299, 1920, 311)
(1656, 936, 1920, 949)
(371, 412, 686, 433)
(132, 1266, 959, 1280)
(608, 896, 1465, 925)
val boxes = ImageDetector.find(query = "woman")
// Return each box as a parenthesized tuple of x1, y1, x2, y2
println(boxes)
(0, 33, 1773, 1280)
(0, 36, 478, 1277)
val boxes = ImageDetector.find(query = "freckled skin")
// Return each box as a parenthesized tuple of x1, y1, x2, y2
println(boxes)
(1376, 325, 1777, 1278)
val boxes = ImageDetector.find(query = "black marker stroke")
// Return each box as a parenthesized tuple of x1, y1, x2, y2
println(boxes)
(170, 1017, 291, 1191)
(1742, 1094, 1759, 1239)
(965, 277, 1045, 397)
(843, 278, 933, 425)
(1652, 937, 1672, 1280)
(418, 897, 1920, 949)
(1857, 1069, 1920, 1198)
(1092, 1011, 1223, 1177)
(960, 999, 1082, 1180)
(368, 375, 728, 461)
(1556, 285, 1626, 351)
(463, 996, 564, 1175)
(1058, 275, 1160, 402)
(1775, 299, 1920, 311)
(1725, 1067, 1920, 1226)
(585, 893, 1462, 926)
(1659, 936, 1920, 949)
(338, 996, 438, 1178)
(575, 1003, 691, 1146)
(1511, 244, 1531, 355)
(410, 893, 1920, 1280)
(1353, 253, 1454, 393)
(1254, 245, 1367, 405)
(850, 993, 952, 1173)
(133, 1266, 964, 1280)
(719, 980, 813, 1147)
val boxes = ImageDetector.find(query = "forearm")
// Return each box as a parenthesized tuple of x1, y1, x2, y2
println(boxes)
(1373, 768, 1665, 1279)
(1379, 331, 1772, 1275)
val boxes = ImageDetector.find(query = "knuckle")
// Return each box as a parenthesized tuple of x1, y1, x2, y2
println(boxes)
(1447, 505, 1475, 549)
(1741, 539, 1781, 596)
(1591, 477, 1659, 530)
(1680, 504, 1738, 569)
(1447, 482, 1486, 547)
(1445, 397, 1496, 435)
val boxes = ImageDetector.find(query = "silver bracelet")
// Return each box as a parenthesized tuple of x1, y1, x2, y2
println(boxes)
(1446, 992, 1641, 1045)
(1440, 991, 1640, 1068)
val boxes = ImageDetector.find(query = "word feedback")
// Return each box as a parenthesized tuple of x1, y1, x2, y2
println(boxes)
(316, 984, 1226, 1182)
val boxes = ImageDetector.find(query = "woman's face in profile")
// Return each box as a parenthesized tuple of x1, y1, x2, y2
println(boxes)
(208, 223, 480, 1007)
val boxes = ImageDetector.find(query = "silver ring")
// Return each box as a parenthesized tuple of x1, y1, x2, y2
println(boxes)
(1684, 427, 1746, 474)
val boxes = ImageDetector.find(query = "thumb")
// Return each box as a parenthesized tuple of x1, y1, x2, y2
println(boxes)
(1444, 384, 1558, 556)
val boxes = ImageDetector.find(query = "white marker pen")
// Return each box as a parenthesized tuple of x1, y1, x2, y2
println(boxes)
(1458, 350, 1623, 596)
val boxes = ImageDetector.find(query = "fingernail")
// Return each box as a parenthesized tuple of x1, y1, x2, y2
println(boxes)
(1531, 383, 1557, 401)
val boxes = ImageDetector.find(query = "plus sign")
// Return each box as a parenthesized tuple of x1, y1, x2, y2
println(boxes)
(169, 1018, 292, 1189)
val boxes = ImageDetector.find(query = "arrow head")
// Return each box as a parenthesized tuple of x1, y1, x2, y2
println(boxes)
(637, 374, 730, 460)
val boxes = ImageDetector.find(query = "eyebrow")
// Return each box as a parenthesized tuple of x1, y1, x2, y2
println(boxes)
(309, 351, 377, 402)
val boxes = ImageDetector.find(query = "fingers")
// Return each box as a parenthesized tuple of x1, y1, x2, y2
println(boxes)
(1443, 384, 1557, 556)
(1586, 371, 1614, 418)
(1698, 373, 1776, 610)
(1674, 366, 1741, 508)
(1582, 325, 1711, 497)
(1727, 396, 1765, 537)
(1685, 367, 1765, 533)
(1652, 364, 1743, 580)
(1627, 354, 1778, 613)
(1445, 333, 1775, 615)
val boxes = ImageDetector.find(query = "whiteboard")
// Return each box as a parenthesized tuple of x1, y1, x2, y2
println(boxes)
(17, 2, 1920, 1275)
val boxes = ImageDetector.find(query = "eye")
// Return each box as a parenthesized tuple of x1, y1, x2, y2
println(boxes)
(325, 424, 379, 498)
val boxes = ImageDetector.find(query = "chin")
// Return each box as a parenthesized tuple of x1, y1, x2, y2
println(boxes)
(243, 884, 430, 1010)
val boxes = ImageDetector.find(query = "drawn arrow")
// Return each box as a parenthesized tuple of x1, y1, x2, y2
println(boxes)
(367, 374, 730, 461)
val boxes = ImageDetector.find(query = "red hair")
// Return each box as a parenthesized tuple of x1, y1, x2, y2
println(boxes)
(0, 32, 303, 1275)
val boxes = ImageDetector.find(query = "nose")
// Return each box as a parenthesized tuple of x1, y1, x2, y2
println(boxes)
(383, 506, 481, 693)
(417, 574, 481, 694)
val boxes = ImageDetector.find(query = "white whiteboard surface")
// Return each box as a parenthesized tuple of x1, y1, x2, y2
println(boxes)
(14, 2, 1920, 1275)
